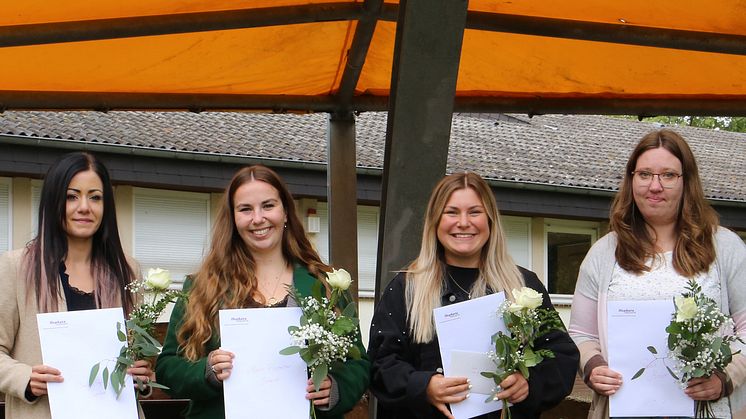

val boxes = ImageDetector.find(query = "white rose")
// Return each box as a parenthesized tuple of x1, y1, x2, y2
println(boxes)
(675, 296, 698, 322)
(326, 268, 352, 291)
(512, 287, 543, 310)
(145, 268, 172, 290)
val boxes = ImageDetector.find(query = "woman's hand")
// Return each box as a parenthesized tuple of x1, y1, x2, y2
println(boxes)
(306, 376, 332, 406)
(208, 349, 235, 381)
(127, 359, 155, 390)
(426, 374, 471, 419)
(685, 375, 722, 401)
(28, 365, 64, 397)
(494, 372, 529, 404)
(588, 365, 622, 396)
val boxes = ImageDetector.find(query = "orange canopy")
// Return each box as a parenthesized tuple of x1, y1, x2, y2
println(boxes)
(1, 0, 745, 114)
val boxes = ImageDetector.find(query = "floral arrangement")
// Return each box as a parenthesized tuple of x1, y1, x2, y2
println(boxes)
(481, 287, 565, 419)
(280, 268, 362, 418)
(89, 268, 186, 398)
(632, 279, 742, 418)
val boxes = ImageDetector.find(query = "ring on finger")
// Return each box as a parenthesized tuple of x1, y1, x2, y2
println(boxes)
(211, 364, 219, 374)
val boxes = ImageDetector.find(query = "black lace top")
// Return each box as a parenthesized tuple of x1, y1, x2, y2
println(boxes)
(59, 263, 96, 311)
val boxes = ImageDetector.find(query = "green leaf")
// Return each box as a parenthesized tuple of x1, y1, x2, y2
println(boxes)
(631, 368, 645, 380)
(280, 346, 301, 355)
(331, 317, 356, 335)
(342, 302, 357, 318)
(89, 363, 100, 387)
(666, 366, 679, 380)
(312, 364, 328, 391)
(481, 371, 497, 379)
(102, 367, 109, 390)
(647, 346, 658, 355)
(348, 345, 361, 360)
(148, 382, 169, 390)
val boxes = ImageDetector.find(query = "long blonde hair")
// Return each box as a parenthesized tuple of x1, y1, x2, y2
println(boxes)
(178, 165, 329, 360)
(405, 172, 524, 343)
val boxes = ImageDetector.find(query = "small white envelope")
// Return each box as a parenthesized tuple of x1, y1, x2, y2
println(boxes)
(450, 350, 497, 395)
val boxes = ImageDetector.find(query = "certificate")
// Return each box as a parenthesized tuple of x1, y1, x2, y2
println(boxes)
(607, 299, 692, 417)
(37, 308, 139, 419)
(219, 308, 308, 419)
(433, 293, 508, 419)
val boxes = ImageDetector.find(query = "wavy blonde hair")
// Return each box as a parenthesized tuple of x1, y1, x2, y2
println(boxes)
(610, 129, 718, 277)
(178, 165, 329, 360)
(405, 172, 524, 343)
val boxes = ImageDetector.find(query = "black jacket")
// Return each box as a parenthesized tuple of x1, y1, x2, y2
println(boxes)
(368, 266, 579, 419)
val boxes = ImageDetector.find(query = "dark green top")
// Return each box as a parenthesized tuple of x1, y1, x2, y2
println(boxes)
(156, 264, 370, 419)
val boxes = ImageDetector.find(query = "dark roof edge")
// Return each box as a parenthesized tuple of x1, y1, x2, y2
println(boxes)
(2, 134, 744, 207)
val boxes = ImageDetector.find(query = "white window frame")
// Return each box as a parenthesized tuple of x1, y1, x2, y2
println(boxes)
(316, 203, 379, 297)
(132, 187, 211, 287)
(31, 179, 43, 236)
(544, 219, 600, 305)
(501, 215, 532, 270)
(0, 177, 12, 253)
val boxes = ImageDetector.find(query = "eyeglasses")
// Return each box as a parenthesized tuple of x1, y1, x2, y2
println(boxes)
(631, 170, 682, 188)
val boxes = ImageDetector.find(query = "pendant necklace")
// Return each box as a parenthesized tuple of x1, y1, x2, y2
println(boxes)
(448, 272, 471, 300)
(264, 265, 287, 306)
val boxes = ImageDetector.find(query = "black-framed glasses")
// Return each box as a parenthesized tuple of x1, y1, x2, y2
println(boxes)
(631, 170, 682, 189)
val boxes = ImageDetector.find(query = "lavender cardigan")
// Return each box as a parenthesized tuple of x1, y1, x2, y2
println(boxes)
(568, 228, 746, 419)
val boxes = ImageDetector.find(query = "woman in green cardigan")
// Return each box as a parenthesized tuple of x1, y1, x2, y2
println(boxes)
(156, 165, 369, 419)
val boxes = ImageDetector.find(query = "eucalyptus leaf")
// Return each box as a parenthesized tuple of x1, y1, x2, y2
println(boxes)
(647, 346, 658, 355)
(280, 346, 302, 355)
(631, 368, 645, 380)
(102, 367, 109, 390)
(312, 364, 328, 391)
(89, 363, 100, 386)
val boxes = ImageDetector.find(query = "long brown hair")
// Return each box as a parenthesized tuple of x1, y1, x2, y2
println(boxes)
(178, 165, 329, 360)
(609, 129, 718, 276)
(24, 152, 135, 314)
(405, 172, 524, 343)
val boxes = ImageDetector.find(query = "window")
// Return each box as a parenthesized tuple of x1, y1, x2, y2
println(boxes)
(545, 220, 599, 303)
(0, 178, 10, 253)
(317, 204, 379, 295)
(31, 180, 42, 236)
(502, 215, 532, 269)
(133, 188, 210, 286)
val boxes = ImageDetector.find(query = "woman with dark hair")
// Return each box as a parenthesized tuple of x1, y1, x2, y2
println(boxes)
(156, 164, 369, 419)
(368, 172, 579, 419)
(569, 129, 746, 418)
(0, 152, 153, 419)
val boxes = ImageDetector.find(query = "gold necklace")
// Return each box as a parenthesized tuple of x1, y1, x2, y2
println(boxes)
(262, 265, 287, 306)
(448, 272, 471, 300)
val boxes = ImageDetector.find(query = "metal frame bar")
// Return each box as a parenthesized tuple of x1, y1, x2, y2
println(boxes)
(335, 0, 383, 110)
(0, 3, 363, 47)
(3, 91, 746, 116)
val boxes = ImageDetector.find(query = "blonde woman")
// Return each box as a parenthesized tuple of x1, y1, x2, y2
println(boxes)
(368, 172, 578, 419)
(156, 165, 369, 419)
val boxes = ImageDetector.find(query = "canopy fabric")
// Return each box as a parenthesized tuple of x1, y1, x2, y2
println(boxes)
(1, 0, 746, 113)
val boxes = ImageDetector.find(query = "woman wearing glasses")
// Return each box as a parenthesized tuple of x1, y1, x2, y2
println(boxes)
(568, 129, 746, 418)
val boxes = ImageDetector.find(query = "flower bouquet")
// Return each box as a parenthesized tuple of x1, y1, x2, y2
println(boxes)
(280, 268, 362, 418)
(89, 268, 186, 398)
(633, 279, 742, 418)
(481, 287, 565, 419)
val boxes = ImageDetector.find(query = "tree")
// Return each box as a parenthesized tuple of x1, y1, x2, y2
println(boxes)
(621, 116, 746, 133)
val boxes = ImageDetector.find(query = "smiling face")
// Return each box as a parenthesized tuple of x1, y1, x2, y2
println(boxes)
(233, 180, 287, 256)
(64, 170, 104, 242)
(632, 147, 684, 227)
(436, 187, 490, 267)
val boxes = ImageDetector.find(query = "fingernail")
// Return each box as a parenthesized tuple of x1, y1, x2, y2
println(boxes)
(468, 384, 473, 390)
(465, 393, 470, 399)
(493, 396, 499, 401)
(466, 378, 471, 384)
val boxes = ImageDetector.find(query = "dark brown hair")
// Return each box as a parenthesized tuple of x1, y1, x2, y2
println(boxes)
(609, 129, 718, 276)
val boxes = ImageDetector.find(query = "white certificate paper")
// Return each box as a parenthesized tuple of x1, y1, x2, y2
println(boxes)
(219, 308, 308, 419)
(37, 308, 139, 419)
(607, 299, 693, 417)
(433, 293, 508, 419)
